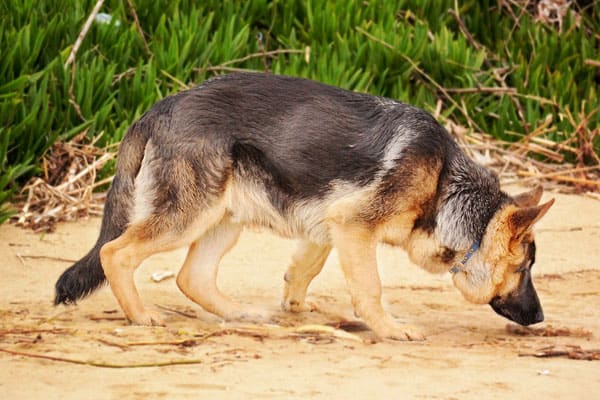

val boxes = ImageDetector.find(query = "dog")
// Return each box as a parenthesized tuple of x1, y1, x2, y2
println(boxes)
(55, 73, 553, 340)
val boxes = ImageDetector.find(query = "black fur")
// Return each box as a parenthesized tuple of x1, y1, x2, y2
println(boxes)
(184, 74, 392, 202)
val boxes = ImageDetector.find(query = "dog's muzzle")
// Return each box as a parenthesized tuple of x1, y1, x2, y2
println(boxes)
(489, 270, 544, 326)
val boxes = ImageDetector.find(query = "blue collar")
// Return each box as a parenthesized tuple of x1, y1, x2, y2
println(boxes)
(449, 241, 480, 274)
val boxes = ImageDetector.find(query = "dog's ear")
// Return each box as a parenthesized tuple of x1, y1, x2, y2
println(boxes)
(508, 199, 555, 240)
(513, 185, 544, 207)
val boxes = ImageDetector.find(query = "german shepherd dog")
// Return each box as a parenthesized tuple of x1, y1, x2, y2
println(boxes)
(55, 73, 553, 340)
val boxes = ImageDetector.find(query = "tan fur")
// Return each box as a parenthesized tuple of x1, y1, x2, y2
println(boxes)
(100, 199, 228, 325)
(328, 221, 425, 340)
(405, 230, 453, 274)
(282, 240, 332, 312)
(175, 219, 266, 321)
(451, 199, 554, 304)
(375, 161, 446, 273)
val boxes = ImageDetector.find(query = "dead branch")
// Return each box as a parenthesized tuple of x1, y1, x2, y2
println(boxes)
(0, 347, 205, 368)
(0, 328, 73, 336)
(517, 170, 600, 187)
(519, 345, 600, 361)
(195, 49, 306, 76)
(11, 134, 113, 232)
(506, 323, 593, 338)
(356, 27, 484, 133)
(64, 0, 105, 67)
(126, 0, 152, 57)
(444, 87, 517, 95)
(154, 304, 197, 319)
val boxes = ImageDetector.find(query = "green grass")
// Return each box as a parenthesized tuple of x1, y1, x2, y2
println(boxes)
(1, 0, 599, 223)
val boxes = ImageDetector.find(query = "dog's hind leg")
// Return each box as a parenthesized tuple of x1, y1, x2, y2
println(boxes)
(100, 232, 162, 326)
(176, 219, 266, 321)
(329, 222, 425, 341)
(100, 203, 227, 325)
(98, 133, 235, 325)
(282, 240, 331, 312)
(99, 221, 205, 326)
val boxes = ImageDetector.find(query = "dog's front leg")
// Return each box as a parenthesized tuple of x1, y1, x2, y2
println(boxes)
(329, 222, 425, 341)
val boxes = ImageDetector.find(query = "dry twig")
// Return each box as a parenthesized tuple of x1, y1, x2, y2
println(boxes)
(64, 0, 105, 67)
(126, 0, 152, 57)
(0, 347, 205, 368)
(506, 323, 593, 338)
(519, 345, 600, 361)
(11, 133, 113, 232)
(195, 48, 306, 75)
(357, 26, 484, 133)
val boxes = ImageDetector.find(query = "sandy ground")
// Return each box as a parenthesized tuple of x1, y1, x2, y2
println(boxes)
(1, 186, 599, 399)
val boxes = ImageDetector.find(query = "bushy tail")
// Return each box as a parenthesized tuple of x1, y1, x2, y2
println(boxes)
(54, 120, 151, 305)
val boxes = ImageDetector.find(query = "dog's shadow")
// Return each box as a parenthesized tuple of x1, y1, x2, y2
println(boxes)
(154, 298, 376, 340)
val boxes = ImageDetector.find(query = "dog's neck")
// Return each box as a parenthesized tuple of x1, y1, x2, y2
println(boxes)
(434, 155, 509, 252)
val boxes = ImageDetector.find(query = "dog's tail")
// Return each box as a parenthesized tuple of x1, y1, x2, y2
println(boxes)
(54, 119, 151, 305)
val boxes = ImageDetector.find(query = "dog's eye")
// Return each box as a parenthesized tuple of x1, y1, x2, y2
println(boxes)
(515, 256, 532, 273)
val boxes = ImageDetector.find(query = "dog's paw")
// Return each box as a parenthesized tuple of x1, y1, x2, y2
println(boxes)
(281, 298, 318, 313)
(128, 310, 165, 327)
(371, 320, 426, 341)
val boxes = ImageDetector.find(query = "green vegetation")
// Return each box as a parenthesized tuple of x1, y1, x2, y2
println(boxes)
(1, 0, 599, 223)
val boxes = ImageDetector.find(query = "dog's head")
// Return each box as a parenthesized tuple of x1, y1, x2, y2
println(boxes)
(451, 186, 553, 326)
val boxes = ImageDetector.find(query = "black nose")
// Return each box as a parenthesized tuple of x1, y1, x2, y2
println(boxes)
(489, 296, 544, 326)
(489, 268, 545, 326)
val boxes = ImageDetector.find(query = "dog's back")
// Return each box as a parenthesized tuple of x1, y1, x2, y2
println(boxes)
(163, 74, 467, 241)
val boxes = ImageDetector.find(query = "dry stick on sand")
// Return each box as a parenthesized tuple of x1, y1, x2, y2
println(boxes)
(202, 324, 364, 343)
(0, 348, 205, 368)
(92, 325, 362, 351)
(506, 323, 593, 338)
(0, 328, 73, 336)
(154, 304, 198, 319)
(519, 346, 600, 361)
(154, 306, 364, 343)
